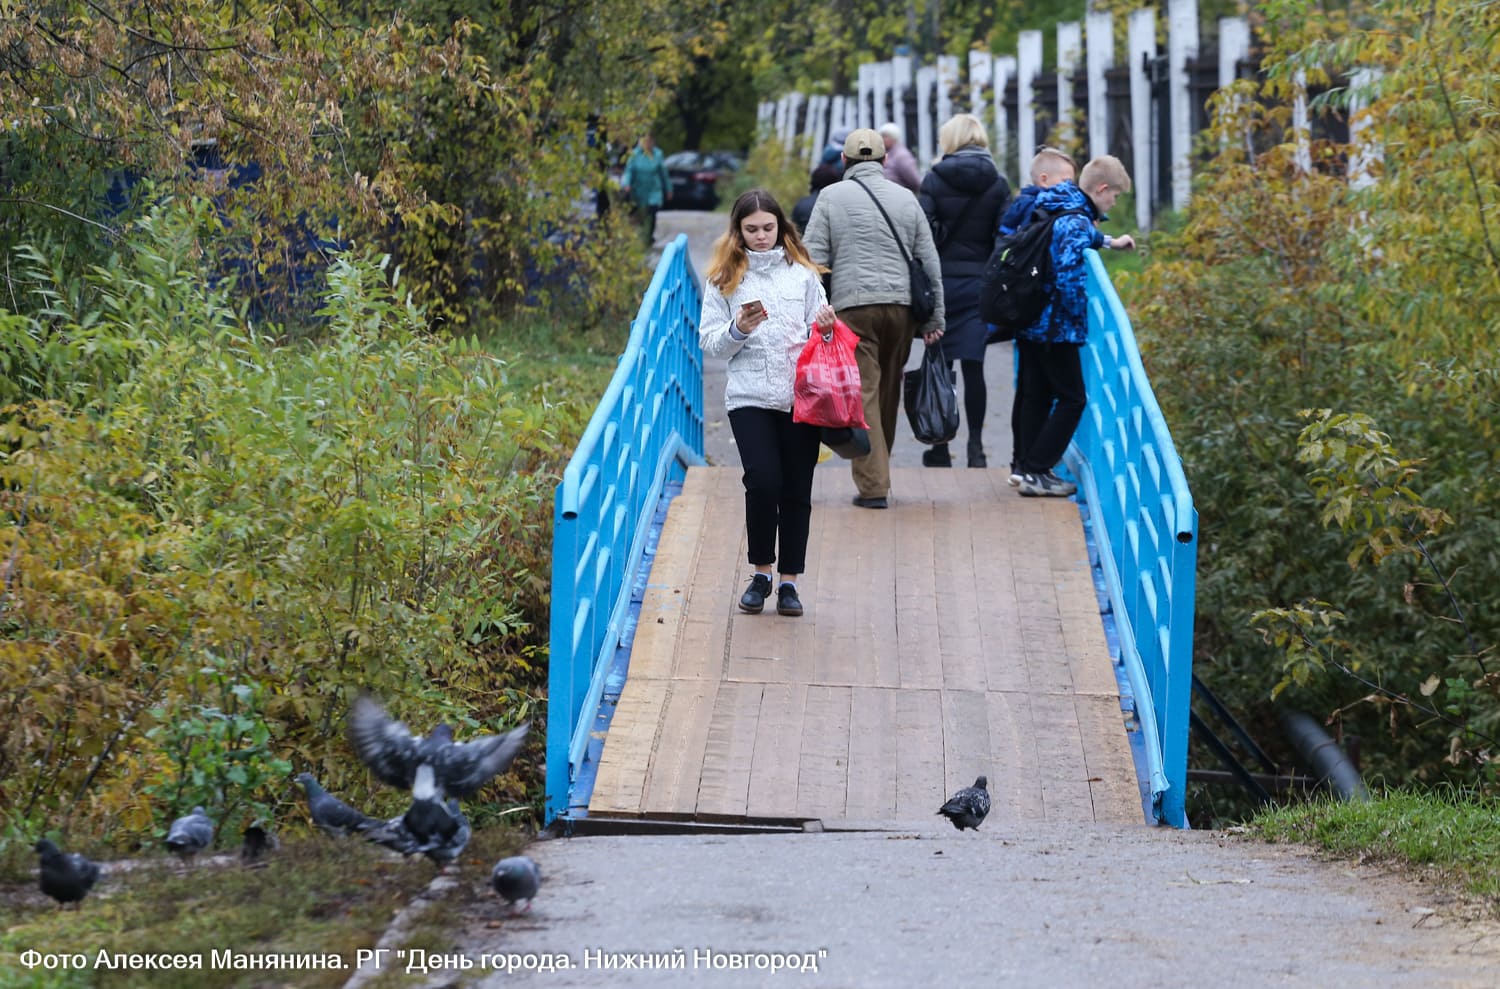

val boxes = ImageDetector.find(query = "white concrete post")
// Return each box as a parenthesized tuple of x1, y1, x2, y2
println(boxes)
(1017, 30, 1044, 172)
(892, 53, 914, 134)
(1167, 0, 1199, 211)
(969, 50, 993, 125)
(806, 95, 829, 167)
(1348, 68, 1384, 191)
(774, 94, 793, 148)
(784, 91, 806, 153)
(1218, 16, 1252, 157)
(1293, 69, 1312, 175)
(1128, 7, 1157, 231)
(757, 101, 776, 140)
(873, 61, 894, 131)
(915, 65, 938, 170)
(1085, 9, 1114, 161)
(858, 63, 876, 130)
(993, 55, 1017, 180)
(935, 54, 960, 162)
(1057, 22, 1083, 149)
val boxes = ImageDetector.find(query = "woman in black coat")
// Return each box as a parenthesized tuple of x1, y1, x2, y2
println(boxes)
(917, 114, 1012, 468)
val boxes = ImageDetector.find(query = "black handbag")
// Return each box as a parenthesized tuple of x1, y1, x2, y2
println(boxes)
(902, 344, 959, 445)
(821, 426, 871, 460)
(851, 179, 937, 325)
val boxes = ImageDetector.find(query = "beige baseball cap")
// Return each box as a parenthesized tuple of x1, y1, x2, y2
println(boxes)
(842, 128, 886, 162)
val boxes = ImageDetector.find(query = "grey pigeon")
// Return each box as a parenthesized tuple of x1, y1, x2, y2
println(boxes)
(35, 839, 100, 907)
(937, 775, 991, 831)
(295, 772, 381, 837)
(491, 855, 541, 914)
(348, 693, 529, 801)
(241, 824, 278, 865)
(165, 806, 215, 860)
(364, 795, 471, 866)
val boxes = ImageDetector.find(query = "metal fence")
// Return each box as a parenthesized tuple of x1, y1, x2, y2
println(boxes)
(545, 235, 704, 823)
(1065, 250, 1198, 828)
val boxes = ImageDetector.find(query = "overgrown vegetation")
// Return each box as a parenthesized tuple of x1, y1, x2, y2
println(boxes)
(1119, 0, 1500, 817)
(1252, 789, 1500, 914)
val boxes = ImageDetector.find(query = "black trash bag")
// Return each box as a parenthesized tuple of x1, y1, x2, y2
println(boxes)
(903, 346, 959, 445)
(821, 426, 871, 460)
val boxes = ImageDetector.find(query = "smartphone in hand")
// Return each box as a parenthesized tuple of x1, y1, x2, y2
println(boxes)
(741, 299, 765, 317)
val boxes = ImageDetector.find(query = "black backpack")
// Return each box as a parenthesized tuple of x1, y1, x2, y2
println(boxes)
(979, 207, 1086, 340)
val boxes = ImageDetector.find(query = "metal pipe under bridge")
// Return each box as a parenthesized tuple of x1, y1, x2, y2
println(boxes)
(547, 234, 1197, 831)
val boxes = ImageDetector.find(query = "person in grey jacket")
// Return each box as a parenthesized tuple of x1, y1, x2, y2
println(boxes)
(700, 189, 836, 617)
(802, 128, 944, 509)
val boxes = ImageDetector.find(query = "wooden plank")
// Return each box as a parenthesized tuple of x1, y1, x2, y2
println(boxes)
(640, 677, 721, 817)
(894, 689, 946, 819)
(933, 497, 987, 691)
(894, 498, 943, 690)
(940, 689, 993, 799)
(746, 682, 808, 819)
(588, 676, 668, 816)
(984, 690, 1045, 823)
(796, 685, 851, 820)
(1030, 691, 1096, 822)
(844, 686, 897, 819)
(1076, 693, 1145, 824)
(696, 680, 764, 819)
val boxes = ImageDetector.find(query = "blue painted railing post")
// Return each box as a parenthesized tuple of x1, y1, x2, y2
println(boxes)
(1068, 251, 1198, 828)
(546, 236, 703, 825)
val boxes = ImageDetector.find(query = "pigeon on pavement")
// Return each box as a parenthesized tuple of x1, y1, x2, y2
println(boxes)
(165, 806, 215, 860)
(491, 855, 541, 914)
(348, 693, 529, 801)
(937, 775, 991, 831)
(295, 772, 382, 837)
(35, 839, 100, 907)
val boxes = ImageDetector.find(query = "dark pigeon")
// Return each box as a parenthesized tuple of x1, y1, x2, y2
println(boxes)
(241, 825, 278, 865)
(165, 806, 215, 860)
(348, 693, 529, 801)
(35, 839, 100, 907)
(937, 775, 991, 831)
(363, 795, 471, 867)
(491, 855, 541, 914)
(295, 772, 381, 837)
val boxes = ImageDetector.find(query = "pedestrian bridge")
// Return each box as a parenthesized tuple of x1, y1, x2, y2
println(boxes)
(546, 235, 1197, 831)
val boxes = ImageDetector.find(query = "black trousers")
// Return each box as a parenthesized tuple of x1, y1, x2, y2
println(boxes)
(1013, 339, 1086, 474)
(727, 406, 823, 575)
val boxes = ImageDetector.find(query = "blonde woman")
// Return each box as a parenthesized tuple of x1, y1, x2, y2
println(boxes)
(699, 189, 836, 617)
(915, 113, 1013, 469)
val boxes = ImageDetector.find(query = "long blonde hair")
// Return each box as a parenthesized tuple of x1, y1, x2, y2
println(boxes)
(706, 188, 826, 296)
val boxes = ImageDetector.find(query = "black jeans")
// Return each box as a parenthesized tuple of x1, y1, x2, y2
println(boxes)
(1012, 339, 1086, 474)
(727, 406, 823, 575)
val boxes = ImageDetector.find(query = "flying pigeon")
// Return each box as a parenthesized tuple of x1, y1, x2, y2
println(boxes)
(491, 855, 541, 914)
(937, 775, 991, 831)
(295, 772, 382, 837)
(35, 839, 100, 907)
(165, 806, 215, 860)
(363, 795, 471, 867)
(348, 693, 529, 801)
(241, 825, 278, 865)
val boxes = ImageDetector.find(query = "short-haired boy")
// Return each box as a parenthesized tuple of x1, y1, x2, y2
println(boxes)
(1011, 155, 1137, 497)
(997, 147, 1078, 236)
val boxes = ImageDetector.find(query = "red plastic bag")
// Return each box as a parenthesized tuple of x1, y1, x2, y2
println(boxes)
(793, 319, 867, 429)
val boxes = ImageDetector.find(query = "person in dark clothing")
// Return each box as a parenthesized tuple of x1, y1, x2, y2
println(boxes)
(916, 114, 1012, 468)
(1011, 155, 1136, 498)
(792, 162, 842, 234)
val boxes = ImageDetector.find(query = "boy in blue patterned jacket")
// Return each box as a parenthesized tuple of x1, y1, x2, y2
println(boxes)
(1011, 155, 1137, 497)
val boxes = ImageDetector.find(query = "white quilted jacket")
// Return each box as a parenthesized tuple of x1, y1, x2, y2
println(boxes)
(699, 246, 828, 413)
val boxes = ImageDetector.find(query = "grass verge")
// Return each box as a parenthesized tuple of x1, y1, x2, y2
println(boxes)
(1250, 788, 1500, 916)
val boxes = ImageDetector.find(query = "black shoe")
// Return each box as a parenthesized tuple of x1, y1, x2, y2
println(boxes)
(1017, 470, 1077, 498)
(776, 583, 803, 617)
(739, 573, 773, 613)
(851, 495, 888, 509)
(922, 446, 952, 468)
(967, 442, 987, 469)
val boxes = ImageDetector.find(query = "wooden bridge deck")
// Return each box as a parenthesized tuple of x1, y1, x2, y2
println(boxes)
(587, 464, 1143, 828)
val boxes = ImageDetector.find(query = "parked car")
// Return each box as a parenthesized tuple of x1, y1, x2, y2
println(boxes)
(662, 150, 743, 211)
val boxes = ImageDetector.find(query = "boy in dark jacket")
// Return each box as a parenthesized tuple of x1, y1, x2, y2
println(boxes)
(997, 147, 1078, 235)
(1011, 155, 1137, 497)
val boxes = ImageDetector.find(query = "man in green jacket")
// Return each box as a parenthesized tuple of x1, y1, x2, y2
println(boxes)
(621, 133, 672, 248)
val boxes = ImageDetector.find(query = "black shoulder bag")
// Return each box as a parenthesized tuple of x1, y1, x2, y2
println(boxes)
(851, 178, 937, 326)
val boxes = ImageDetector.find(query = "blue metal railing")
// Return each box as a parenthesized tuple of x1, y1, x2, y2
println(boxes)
(545, 235, 703, 824)
(1065, 250, 1198, 828)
